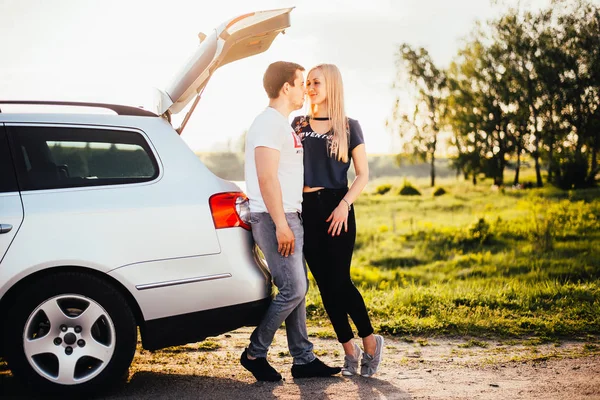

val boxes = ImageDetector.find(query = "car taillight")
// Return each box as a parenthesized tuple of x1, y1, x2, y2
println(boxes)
(209, 192, 251, 230)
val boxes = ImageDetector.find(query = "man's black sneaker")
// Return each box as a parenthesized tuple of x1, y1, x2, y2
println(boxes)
(240, 349, 282, 382)
(291, 357, 341, 378)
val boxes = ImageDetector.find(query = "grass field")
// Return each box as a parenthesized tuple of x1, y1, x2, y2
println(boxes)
(304, 171, 600, 340)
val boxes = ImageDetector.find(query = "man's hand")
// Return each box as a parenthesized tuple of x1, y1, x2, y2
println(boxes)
(276, 223, 295, 257)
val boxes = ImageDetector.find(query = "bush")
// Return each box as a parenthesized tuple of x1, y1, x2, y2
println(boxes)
(468, 218, 492, 244)
(553, 155, 588, 190)
(531, 216, 554, 253)
(399, 181, 421, 196)
(522, 181, 535, 189)
(528, 198, 599, 252)
(433, 187, 447, 196)
(375, 184, 392, 195)
(410, 217, 495, 260)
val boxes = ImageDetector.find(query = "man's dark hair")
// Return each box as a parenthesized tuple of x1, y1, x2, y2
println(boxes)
(263, 61, 305, 99)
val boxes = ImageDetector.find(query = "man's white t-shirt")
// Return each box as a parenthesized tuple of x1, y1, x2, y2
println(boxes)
(245, 107, 304, 213)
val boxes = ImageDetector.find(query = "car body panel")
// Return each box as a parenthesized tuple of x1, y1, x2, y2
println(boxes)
(108, 228, 271, 321)
(0, 194, 23, 263)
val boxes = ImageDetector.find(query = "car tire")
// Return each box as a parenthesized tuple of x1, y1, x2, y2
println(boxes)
(3, 271, 137, 395)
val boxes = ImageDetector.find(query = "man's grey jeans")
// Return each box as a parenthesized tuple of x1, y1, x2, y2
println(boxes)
(247, 211, 315, 365)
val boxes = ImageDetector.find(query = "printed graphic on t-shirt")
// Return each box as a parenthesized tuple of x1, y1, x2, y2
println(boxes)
(295, 116, 331, 141)
(291, 129, 303, 149)
(294, 116, 309, 135)
(302, 131, 329, 140)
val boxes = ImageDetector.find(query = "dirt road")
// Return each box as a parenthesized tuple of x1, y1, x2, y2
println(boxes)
(1, 327, 599, 399)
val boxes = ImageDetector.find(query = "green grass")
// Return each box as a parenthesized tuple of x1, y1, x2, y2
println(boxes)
(458, 339, 490, 348)
(306, 172, 600, 339)
(197, 340, 221, 351)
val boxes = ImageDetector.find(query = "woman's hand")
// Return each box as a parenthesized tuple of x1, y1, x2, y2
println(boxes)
(326, 202, 350, 236)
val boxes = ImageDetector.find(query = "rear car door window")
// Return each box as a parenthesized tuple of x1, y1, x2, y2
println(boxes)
(7, 125, 159, 191)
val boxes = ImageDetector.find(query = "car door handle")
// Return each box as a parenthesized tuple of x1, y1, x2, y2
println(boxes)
(0, 224, 13, 234)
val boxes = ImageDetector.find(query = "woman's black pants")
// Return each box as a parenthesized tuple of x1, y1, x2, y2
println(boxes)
(302, 188, 374, 343)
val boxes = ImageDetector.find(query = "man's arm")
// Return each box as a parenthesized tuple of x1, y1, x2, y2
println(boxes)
(255, 146, 295, 257)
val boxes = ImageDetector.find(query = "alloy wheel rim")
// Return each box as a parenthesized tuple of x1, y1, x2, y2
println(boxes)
(23, 294, 116, 385)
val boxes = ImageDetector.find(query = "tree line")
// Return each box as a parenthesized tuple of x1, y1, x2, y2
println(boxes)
(388, 0, 599, 189)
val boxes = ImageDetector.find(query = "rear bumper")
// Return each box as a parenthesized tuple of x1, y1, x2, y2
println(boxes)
(141, 296, 271, 351)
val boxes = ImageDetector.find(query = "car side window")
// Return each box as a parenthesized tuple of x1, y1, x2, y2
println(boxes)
(0, 127, 19, 193)
(7, 125, 159, 191)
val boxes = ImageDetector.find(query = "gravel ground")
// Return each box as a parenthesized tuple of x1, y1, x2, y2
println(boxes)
(1, 327, 599, 400)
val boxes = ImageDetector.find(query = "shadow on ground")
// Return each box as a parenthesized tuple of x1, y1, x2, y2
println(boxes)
(1, 370, 409, 400)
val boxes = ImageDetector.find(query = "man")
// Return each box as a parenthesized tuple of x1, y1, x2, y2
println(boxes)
(242, 61, 341, 381)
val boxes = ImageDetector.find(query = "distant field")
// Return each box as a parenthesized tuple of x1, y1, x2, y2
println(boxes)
(196, 152, 455, 182)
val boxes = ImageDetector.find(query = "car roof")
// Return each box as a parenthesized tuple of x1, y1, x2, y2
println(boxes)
(0, 109, 169, 133)
(0, 101, 156, 117)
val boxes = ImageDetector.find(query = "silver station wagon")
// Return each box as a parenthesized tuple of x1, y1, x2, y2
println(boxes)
(0, 8, 292, 394)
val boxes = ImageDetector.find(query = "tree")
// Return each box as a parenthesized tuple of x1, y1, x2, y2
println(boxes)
(554, 0, 600, 187)
(534, 8, 569, 183)
(446, 40, 488, 185)
(447, 33, 515, 186)
(389, 44, 448, 187)
(489, 8, 549, 187)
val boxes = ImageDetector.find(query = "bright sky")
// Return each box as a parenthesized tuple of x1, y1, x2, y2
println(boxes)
(0, 0, 552, 154)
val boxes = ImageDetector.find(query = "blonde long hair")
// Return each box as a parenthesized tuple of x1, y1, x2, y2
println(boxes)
(308, 64, 349, 163)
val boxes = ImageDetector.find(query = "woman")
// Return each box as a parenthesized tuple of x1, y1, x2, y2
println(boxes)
(293, 64, 383, 377)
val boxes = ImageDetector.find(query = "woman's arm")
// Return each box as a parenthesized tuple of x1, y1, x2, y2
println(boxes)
(343, 143, 369, 206)
(326, 143, 369, 236)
